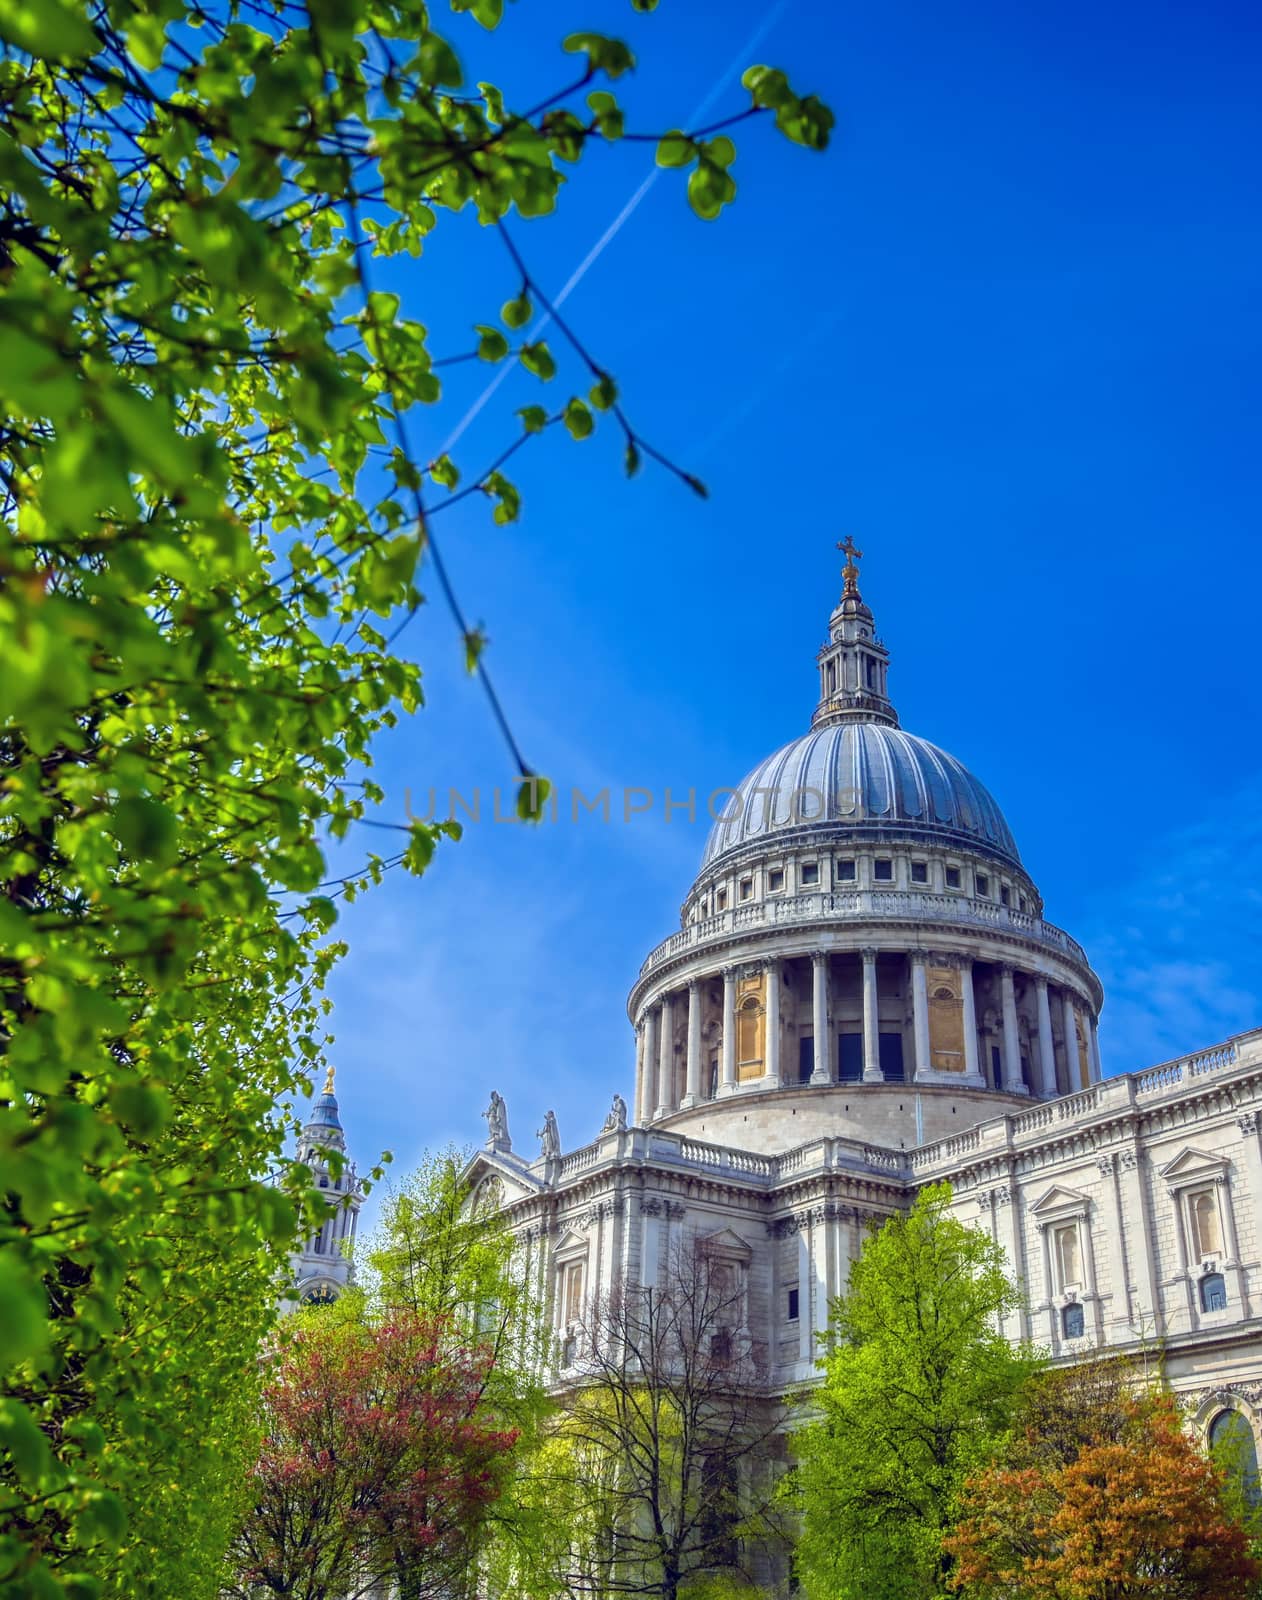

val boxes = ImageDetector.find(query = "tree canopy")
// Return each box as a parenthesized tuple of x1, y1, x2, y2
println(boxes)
(225, 1305, 520, 1600)
(789, 1184, 1038, 1600)
(947, 1376, 1261, 1600)
(0, 1, 830, 1595)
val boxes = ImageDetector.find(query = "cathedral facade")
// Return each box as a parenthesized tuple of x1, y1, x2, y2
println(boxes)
(466, 547, 1262, 1464)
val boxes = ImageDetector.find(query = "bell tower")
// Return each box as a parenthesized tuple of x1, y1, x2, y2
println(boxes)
(287, 1065, 363, 1309)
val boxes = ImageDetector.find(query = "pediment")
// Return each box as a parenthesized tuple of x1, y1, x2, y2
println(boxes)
(699, 1227, 753, 1260)
(1158, 1146, 1230, 1188)
(1030, 1184, 1091, 1219)
(553, 1228, 588, 1259)
(460, 1148, 545, 1207)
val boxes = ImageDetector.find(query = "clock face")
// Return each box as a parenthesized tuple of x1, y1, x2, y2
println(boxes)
(300, 1283, 338, 1307)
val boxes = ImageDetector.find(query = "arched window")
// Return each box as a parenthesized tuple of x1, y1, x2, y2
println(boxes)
(1053, 1223, 1081, 1291)
(1209, 1410, 1261, 1507)
(1062, 1303, 1085, 1339)
(1201, 1272, 1228, 1313)
(737, 996, 761, 1066)
(1190, 1189, 1222, 1260)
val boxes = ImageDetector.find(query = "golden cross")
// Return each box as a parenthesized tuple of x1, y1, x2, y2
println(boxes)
(837, 534, 863, 569)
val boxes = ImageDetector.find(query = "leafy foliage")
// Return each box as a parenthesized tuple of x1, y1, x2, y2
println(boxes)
(0, 0, 830, 1593)
(789, 1184, 1038, 1600)
(947, 1379, 1262, 1600)
(224, 1307, 519, 1600)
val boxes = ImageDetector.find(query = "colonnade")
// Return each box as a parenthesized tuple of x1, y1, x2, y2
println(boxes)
(633, 949, 1101, 1124)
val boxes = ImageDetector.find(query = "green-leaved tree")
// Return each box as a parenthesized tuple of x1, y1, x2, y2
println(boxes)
(790, 1183, 1039, 1600)
(0, 2, 831, 1596)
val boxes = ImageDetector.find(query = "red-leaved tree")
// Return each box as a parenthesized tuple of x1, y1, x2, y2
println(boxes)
(947, 1381, 1260, 1600)
(224, 1311, 519, 1600)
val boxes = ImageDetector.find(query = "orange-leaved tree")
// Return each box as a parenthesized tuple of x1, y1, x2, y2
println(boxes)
(947, 1377, 1260, 1600)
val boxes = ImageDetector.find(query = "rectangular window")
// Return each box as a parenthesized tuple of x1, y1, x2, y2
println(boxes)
(873, 859, 893, 882)
(768, 868, 785, 893)
(801, 862, 819, 886)
(787, 1286, 800, 1321)
(879, 1031, 906, 1081)
(975, 873, 990, 897)
(838, 1032, 863, 1083)
(945, 865, 962, 889)
(1019, 895, 1028, 912)
(1000, 885, 1011, 906)
(739, 877, 753, 901)
(798, 1035, 814, 1084)
(561, 1260, 584, 1325)
(837, 858, 856, 882)
(911, 861, 928, 884)
(716, 888, 727, 911)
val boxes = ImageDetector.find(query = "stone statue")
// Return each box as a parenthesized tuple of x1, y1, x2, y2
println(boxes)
(537, 1109, 561, 1160)
(482, 1090, 510, 1149)
(601, 1093, 627, 1135)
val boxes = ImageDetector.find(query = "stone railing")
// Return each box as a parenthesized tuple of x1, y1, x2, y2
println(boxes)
(637, 888, 1090, 980)
(557, 1140, 601, 1177)
(544, 1030, 1261, 1193)
(1135, 1041, 1238, 1096)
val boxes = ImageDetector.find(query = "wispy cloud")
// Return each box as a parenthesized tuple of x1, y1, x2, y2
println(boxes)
(1081, 779, 1262, 1074)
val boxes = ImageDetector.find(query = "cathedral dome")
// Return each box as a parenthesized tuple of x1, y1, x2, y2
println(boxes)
(701, 721, 1020, 871)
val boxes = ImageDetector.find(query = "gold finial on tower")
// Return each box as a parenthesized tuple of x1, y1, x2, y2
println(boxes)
(322, 1064, 336, 1096)
(837, 534, 863, 596)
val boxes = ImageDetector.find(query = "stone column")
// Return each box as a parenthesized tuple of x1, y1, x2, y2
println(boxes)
(1035, 976, 1057, 1099)
(654, 993, 674, 1120)
(811, 953, 831, 1084)
(960, 959, 984, 1084)
(1088, 1015, 1103, 1083)
(861, 948, 882, 1082)
(1001, 965, 1025, 1094)
(682, 980, 702, 1109)
(719, 968, 737, 1095)
(911, 950, 932, 1082)
(1061, 990, 1080, 1092)
(633, 1022, 646, 1126)
(641, 1008, 658, 1125)
(763, 961, 782, 1090)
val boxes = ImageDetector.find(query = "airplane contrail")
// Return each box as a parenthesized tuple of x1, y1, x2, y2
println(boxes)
(438, 0, 793, 458)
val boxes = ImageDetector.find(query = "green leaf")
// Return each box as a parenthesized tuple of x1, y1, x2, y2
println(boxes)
(563, 397, 593, 440)
(589, 374, 618, 411)
(563, 32, 635, 78)
(0, 1398, 53, 1486)
(475, 324, 509, 362)
(519, 341, 556, 381)
(110, 1082, 172, 1138)
(76, 1491, 126, 1546)
(0, 1257, 47, 1371)
(429, 453, 460, 490)
(112, 797, 179, 867)
(656, 130, 695, 169)
(501, 292, 533, 330)
(515, 775, 552, 822)
(625, 440, 642, 477)
(517, 405, 548, 433)
(418, 32, 463, 86)
(463, 628, 487, 673)
(0, 0, 96, 59)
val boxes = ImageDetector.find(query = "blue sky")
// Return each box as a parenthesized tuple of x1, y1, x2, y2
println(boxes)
(316, 0, 1262, 1217)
